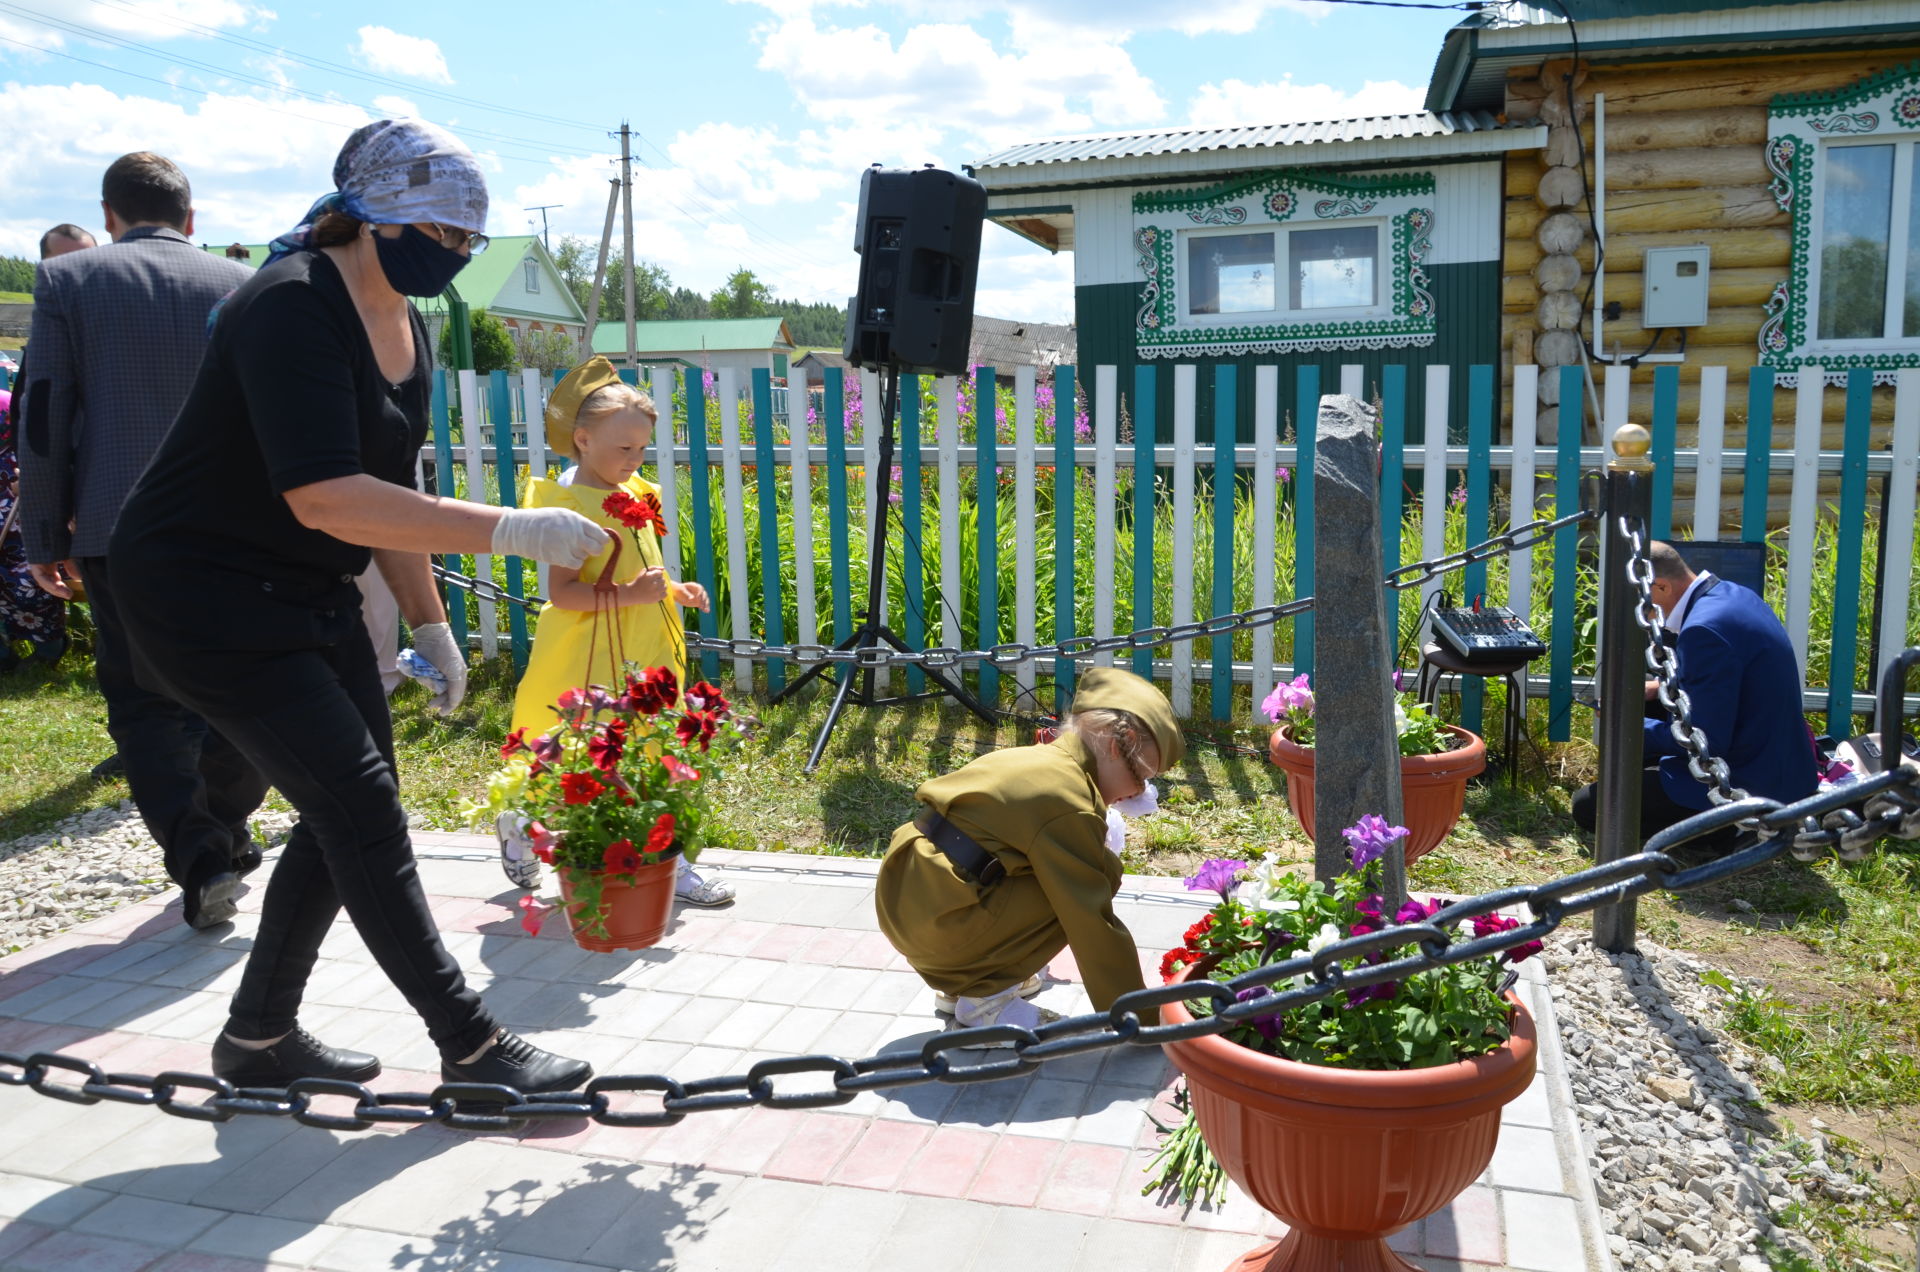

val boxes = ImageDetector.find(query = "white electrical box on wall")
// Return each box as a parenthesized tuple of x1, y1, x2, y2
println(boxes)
(1643, 246, 1711, 328)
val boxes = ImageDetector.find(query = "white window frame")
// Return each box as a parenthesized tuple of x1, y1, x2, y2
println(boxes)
(1176, 219, 1392, 328)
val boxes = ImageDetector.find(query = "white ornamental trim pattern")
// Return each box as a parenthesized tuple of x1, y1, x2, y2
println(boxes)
(1132, 166, 1438, 357)
(1762, 61, 1920, 379)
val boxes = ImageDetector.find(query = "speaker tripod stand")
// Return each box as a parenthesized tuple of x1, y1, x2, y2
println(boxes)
(771, 365, 996, 773)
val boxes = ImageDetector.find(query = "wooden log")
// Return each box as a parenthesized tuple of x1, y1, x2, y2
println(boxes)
(1537, 253, 1584, 294)
(1595, 306, 1769, 352)
(1581, 51, 1918, 112)
(1508, 186, 1784, 240)
(1537, 165, 1587, 211)
(1504, 224, 1790, 275)
(1535, 329, 1584, 367)
(1576, 106, 1767, 153)
(1504, 267, 1782, 317)
(1545, 125, 1584, 170)
(1512, 322, 1535, 367)
(1538, 364, 1562, 408)
(1537, 211, 1588, 255)
(1537, 291, 1584, 331)
(1603, 147, 1769, 193)
(1536, 404, 1561, 445)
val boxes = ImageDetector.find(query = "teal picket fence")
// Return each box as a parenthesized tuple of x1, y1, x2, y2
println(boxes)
(423, 362, 1920, 735)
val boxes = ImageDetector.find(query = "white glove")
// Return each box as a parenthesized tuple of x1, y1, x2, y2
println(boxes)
(491, 507, 608, 567)
(410, 621, 468, 715)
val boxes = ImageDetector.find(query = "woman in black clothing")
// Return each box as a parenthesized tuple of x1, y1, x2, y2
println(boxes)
(108, 120, 608, 1094)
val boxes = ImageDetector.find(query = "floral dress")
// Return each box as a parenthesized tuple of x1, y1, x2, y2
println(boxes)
(0, 389, 67, 661)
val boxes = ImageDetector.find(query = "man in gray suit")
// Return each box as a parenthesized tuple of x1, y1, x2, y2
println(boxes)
(19, 152, 269, 928)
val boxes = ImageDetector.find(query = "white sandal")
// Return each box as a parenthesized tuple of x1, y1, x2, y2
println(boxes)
(674, 860, 735, 908)
(933, 971, 1045, 1018)
(496, 812, 540, 890)
(945, 993, 1061, 1049)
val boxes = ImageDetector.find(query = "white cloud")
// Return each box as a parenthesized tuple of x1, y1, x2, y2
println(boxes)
(350, 25, 452, 85)
(1184, 76, 1426, 127)
(758, 13, 1163, 150)
(370, 94, 420, 118)
(0, 79, 370, 254)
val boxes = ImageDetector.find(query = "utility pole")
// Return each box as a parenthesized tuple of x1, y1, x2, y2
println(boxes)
(619, 122, 637, 372)
(524, 203, 561, 251)
(583, 178, 619, 359)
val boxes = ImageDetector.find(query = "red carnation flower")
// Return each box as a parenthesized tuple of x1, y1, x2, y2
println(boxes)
(561, 772, 606, 805)
(603, 839, 642, 875)
(646, 813, 676, 855)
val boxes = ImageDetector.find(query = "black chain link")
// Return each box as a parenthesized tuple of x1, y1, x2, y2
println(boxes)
(436, 506, 1600, 672)
(7, 745, 1914, 1133)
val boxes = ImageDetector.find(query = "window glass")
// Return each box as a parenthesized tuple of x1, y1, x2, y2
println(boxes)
(525, 259, 540, 293)
(1290, 226, 1377, 310)
(1906, 154, 1920, 339)
(1819, 144, 1893, 340)
(1187, 232, 1275, 316)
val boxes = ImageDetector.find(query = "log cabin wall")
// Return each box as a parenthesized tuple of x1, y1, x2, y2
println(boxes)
(1500, 45, 1920, 517)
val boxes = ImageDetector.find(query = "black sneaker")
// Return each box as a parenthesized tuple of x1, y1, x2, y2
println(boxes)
(230, 848, 264, 879)
(441, 1031, 592, 1094)
(212, 1026, 381, 1087)
(89, 752, 124, 781)
(184, 870, 240, 930)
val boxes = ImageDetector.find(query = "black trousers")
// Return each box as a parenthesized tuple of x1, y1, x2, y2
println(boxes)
(1570, 766, 1702, 841)
(118, 574, 496, 1058)
(74, 556, 267, 891)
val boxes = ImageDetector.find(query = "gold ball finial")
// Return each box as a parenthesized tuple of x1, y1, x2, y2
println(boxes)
(1609, 422, 1654, 472)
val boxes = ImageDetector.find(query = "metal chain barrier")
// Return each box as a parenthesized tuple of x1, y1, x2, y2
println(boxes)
(4, 736, 1914, 1132)
(437, 505, 1600, 673)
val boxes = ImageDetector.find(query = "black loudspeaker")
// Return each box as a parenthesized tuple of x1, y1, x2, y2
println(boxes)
(843, 165, 986, 376)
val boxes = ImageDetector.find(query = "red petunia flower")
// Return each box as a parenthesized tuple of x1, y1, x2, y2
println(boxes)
(603, 839, 642, 875)
(500, 727, 529, 759)
(561, 772, 606, 805)
(1182, 916, 1215, 946)
(662, 754, 700, 784)
(517, 894, 548, 938)
(588, 718, 629, 773)
(646, 812, 676, 855)
(1160, 948, 1191, 981)
(676, 709, 719, 752)
(528, 821, 557, 865)
(623, 665, 678, 715)
(681, 679, 728, 716)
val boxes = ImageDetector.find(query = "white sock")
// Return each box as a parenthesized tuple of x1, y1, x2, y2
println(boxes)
(222, 1030, 289, 1051)
(955, 987, 1040, 1030)
(456, 1029, 504, 1066)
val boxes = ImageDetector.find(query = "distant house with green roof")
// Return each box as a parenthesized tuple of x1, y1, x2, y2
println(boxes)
(203, 234, 586, 363)
(591, 316, 796, 382)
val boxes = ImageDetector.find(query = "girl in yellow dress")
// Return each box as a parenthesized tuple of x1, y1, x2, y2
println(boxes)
(498, 356, 732, 906)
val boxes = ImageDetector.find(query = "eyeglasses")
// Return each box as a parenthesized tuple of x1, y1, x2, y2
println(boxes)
(423, 222, 489, 255)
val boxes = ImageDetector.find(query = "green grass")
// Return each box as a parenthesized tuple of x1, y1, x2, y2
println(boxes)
(0, 291, 30, 304)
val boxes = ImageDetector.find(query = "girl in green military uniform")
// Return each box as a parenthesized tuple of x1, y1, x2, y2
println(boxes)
(874, 667, 1183, 1039)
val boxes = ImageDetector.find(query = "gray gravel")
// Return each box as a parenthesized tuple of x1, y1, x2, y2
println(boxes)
(1543, 931, 1895, 1271)
(1, 804, 297, 954)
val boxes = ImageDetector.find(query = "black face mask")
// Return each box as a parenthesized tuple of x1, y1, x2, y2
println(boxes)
(372, 224, 469, 297)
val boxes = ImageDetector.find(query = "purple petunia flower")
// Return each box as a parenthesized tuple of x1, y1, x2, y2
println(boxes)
(1341, 815, 1409, 870)
(1259, 672, 1314, 724)
(1235, 986, 1286, 1039)
(1185, 857, 1246, 901)
(1394, 895, 1445, 926)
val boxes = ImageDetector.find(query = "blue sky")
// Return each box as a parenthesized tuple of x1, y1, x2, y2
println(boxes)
(0, 0, 1470, 321)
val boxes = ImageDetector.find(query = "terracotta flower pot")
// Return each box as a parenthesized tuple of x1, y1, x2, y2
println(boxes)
(558, 857, 678, 952)
(1162, 976, 1536, 1272)
(1267, 725, 1486, 864)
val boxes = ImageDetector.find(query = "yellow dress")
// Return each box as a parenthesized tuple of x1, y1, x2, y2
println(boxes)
(509, 474, 687, 737)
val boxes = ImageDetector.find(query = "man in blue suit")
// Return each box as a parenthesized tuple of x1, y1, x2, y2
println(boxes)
(1572, 540, 1816, 844)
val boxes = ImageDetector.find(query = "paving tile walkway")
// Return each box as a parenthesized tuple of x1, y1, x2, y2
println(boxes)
(0, 838, 1612, 1272)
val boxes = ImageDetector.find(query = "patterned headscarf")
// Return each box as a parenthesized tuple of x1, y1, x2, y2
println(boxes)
(265, 119, 488, 268)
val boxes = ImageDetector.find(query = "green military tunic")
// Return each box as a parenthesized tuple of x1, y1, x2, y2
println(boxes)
(874, 733, 1146, 1013)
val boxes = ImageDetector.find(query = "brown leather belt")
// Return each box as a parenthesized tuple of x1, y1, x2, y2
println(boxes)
(915, 809, 1006, 887)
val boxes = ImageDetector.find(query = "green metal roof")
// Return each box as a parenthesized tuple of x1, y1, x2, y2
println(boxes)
(591, 317, 795, 356)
